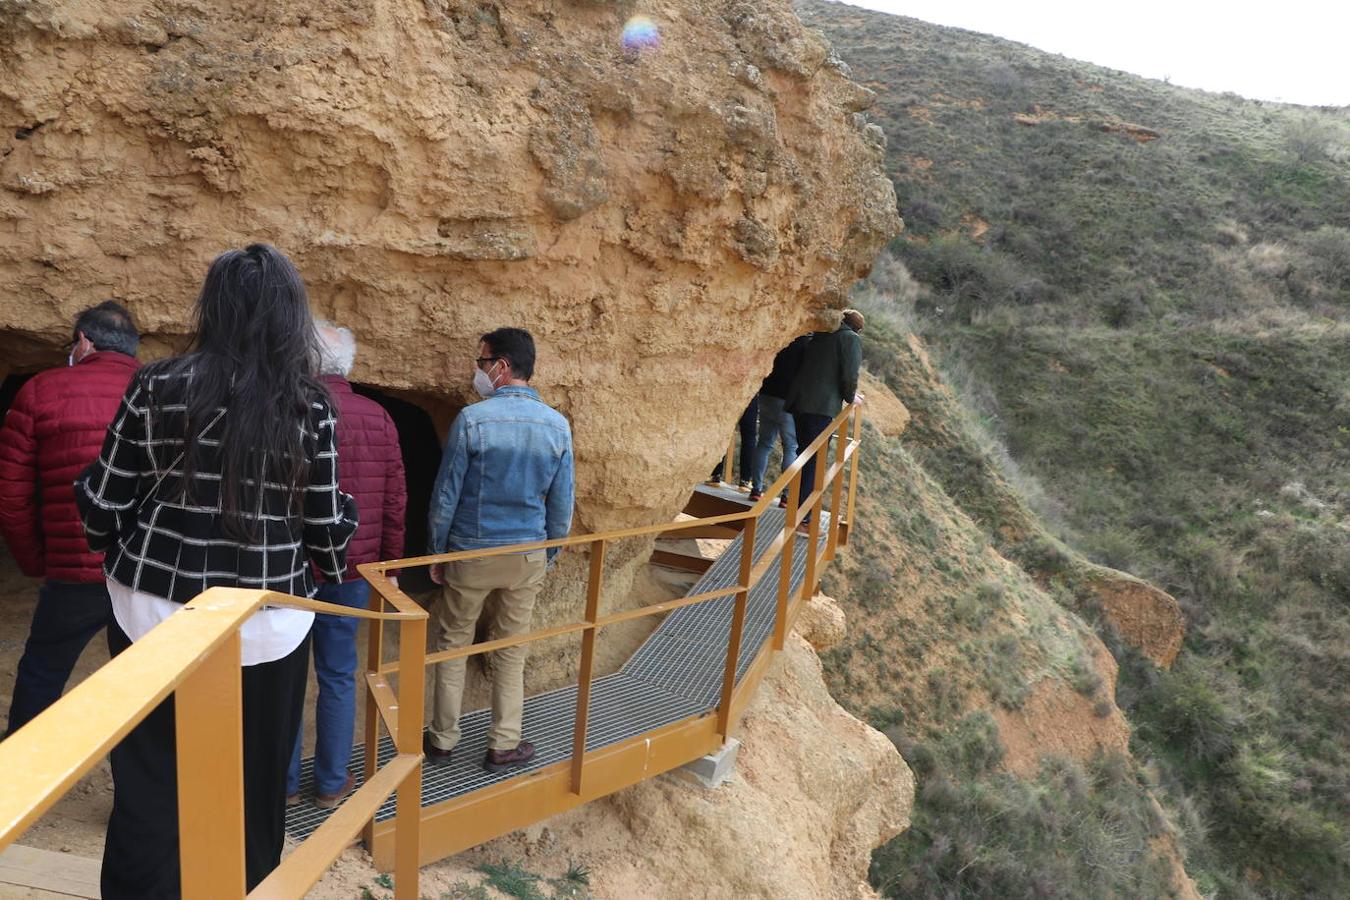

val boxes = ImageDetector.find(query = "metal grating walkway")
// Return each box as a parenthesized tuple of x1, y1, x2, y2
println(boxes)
(285, 502, 822, 840)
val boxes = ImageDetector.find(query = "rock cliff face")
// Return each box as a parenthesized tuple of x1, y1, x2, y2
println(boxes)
(2, 1, 906, 894)
(0, 0, 899, 532)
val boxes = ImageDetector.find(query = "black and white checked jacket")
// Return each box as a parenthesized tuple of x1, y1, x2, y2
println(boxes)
(75, 368, 359, 605)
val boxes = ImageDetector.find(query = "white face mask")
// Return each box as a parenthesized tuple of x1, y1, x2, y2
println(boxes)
(473, 367, 497, 398)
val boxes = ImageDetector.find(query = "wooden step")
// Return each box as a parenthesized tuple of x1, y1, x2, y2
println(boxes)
(0, 845, 101, 899)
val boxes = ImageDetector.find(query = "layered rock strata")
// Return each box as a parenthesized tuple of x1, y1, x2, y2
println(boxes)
(0, 0, 900, 533)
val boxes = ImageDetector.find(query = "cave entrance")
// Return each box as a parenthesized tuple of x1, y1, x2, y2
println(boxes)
(0, 372, 37, 424)
(350, 384, 457, 594)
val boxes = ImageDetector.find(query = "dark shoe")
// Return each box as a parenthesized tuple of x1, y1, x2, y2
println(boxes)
(423, 732, 453, 765)
(749, 490, 763, 502)
(483, 740, 536, 773)
(285, 792, 301, 807)
(777, 495, 788, 508)
(313, 772, 356, 810)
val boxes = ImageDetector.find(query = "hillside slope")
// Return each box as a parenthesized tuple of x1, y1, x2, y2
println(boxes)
(799, 0, 1350, 328)
(823, 334, 1197, 898)
(800, 1, 1349, 896)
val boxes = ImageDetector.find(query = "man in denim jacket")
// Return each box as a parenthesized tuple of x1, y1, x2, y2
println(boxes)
(425, 327, 574, 772)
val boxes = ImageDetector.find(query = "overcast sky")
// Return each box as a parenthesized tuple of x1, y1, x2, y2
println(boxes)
(845, 1, 1350, 107)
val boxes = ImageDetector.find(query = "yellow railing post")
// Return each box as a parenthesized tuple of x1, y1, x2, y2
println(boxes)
(176, 630, 247, 899)
(571, 539, 606, 795)
(722, 434, 735, 485)
(801, 435, 828, 601)
(716, 517, 757, 740)
(843, 403, 863, 545)
(773, 471, 802, 651)
(825, 417, 848, 563)
(392, 603, 425, 900)
(362, 586, 386, 849)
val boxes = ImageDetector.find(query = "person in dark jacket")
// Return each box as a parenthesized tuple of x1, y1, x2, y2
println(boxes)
(749, 333, 812, 502)
(784, 309, 863, 526)
(76, 245, 358, 898)
(0, 301, 141, 737)
(286, 321, 406, 809)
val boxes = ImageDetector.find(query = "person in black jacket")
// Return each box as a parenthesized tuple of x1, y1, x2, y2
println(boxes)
(76, 244, 358, 898)
(749, 333, 812, 502)
(784, 309, 863, 527)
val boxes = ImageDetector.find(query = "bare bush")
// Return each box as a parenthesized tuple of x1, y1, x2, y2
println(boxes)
(983, 60, 1024, 97)
(1283, 116, 1336, 164)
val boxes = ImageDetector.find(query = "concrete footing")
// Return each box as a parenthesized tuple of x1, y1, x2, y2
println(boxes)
(674, 738, 741, 789)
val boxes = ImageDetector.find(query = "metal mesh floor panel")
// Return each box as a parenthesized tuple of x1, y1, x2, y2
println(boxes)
(286, 503, 825, 840)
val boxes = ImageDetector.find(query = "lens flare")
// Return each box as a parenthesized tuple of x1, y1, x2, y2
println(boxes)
(621, 16, 660, 53)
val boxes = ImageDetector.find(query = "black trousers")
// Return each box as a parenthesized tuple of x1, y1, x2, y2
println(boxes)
(101, 623, 311, 899)
(793, 412, 833, 517)
(5, 580, 112, 737)
(711, 397, 760, 484)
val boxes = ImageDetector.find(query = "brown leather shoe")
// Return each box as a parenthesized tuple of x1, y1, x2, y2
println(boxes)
(483, 740, 535, 773)
(423, 732, 453, 766)
(313, 772, 355, 810)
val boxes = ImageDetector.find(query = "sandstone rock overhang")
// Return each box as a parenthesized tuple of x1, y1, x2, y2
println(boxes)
(0, 0, 901, 535)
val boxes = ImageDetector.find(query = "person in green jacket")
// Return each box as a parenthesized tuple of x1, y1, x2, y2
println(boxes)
(784, 309, 864, 527)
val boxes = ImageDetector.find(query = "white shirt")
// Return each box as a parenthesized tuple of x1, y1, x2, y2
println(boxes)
(107, 578, 314, 667)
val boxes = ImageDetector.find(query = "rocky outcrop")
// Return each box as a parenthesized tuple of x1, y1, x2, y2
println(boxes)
(858, 368, 910, 437)
(795, 591, 847, 651)
(0, 0, 900, 535)
(1085, 570, 1185, 668)
(991, 638, 1129, 776)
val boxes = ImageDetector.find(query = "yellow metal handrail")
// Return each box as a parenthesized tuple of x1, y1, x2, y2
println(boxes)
(0, 588, 429, 900)
(356, 401, 865, 860)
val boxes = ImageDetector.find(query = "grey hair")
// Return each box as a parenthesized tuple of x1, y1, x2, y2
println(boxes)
(74, 300, 140, 356)
(314, 319, 357, 377)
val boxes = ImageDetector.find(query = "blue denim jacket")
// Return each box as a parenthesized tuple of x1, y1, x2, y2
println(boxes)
(428, 386, 574, 559)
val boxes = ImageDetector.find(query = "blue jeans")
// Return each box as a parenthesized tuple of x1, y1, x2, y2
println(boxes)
(793, 413, 833, 521)
(751, 394, 797, 494)
(286, 580, 370, 796)
(5, 580, 111, 738)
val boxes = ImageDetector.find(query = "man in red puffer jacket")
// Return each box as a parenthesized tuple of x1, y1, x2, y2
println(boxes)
(0, 301, 140, 737)
(287, 320, 407, 808)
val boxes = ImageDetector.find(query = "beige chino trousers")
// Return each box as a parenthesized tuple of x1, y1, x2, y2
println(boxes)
(428, 549, 547, 752)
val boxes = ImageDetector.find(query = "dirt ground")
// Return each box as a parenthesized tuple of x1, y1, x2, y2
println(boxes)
(0, 549, 111, 861)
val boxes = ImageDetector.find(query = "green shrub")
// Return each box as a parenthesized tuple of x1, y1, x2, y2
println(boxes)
(1295, 225, 1350, 292)
(873, 732, 1176, 899)
(1136, 660, 1241, 767)
(980, 634, 1028, 709)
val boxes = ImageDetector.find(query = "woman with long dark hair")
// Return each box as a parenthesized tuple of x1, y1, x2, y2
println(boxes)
(77, 244, 358, 897)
